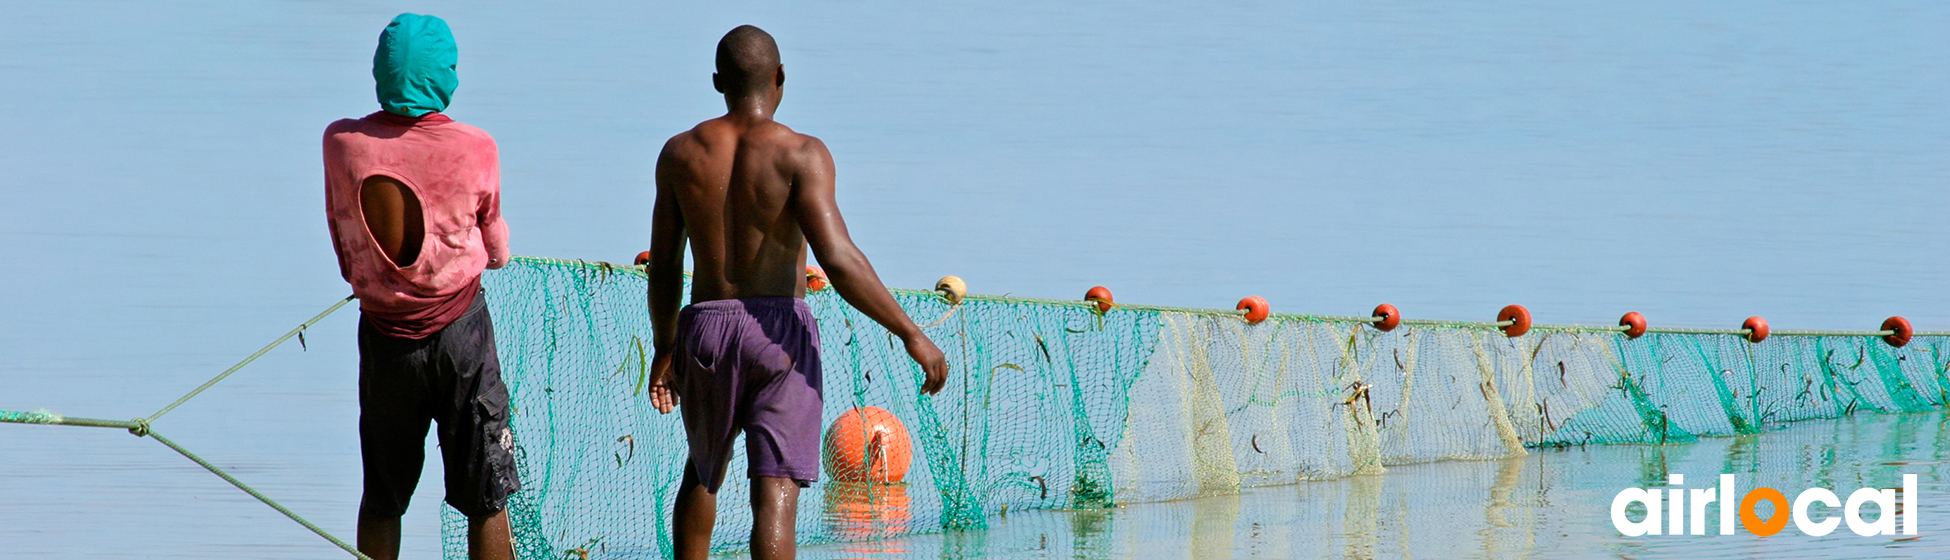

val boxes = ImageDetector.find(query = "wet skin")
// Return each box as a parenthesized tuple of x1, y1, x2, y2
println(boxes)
(643, 41, 948, 560)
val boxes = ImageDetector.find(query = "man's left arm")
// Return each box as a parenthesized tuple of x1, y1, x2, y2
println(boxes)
(478, 140, 510, 269)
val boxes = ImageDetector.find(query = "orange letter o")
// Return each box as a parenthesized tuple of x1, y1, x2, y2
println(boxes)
(1741, 488, 1790, 536)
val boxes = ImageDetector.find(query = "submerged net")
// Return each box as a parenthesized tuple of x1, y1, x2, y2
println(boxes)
(442, 257, 1950, 558)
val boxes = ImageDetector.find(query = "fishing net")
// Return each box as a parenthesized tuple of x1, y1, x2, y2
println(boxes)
(441, 257, 1949, 558)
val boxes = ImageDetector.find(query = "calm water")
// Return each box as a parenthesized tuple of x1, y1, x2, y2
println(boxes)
(800, 412, 1950, 560)
(3, 1, 1949, 558)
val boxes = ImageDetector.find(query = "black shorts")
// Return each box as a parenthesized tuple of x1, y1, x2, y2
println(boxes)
(357, 291, 519, 518)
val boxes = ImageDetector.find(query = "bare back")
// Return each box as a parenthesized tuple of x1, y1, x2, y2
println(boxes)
(645, 24, 946, 430)
(656, 117, 827, 302)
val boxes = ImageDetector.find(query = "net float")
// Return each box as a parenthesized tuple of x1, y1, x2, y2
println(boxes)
(1085, 286, 1114, 314)
(1237, 296, 1270, 324)
(936, 276, 966, 305)
(1882, 316, 1913, 348)
(1619, 311, 1647, 339)
(806, 265, 828, 291)
(1371, 304, 1401, 332)
(634, 251, 651, 266)
(1743, 316, 1769, 343)
(1498, 304, 1531, 337)
(823, 407, 913, 484)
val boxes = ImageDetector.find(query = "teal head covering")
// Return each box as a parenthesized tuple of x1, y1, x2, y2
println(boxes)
(372, 13, 458, 117)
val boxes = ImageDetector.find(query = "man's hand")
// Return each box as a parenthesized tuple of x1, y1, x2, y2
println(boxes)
(648, 352, 678, 414)
(905, 335, 949, 394)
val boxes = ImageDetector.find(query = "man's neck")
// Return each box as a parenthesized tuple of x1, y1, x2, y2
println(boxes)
(722, 96, 775, 123)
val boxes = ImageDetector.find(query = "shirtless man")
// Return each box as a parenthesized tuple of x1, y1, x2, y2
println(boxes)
(643, 25, 949, 560)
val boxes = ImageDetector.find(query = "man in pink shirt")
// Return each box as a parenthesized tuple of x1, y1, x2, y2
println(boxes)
(322, 14, 516, 560)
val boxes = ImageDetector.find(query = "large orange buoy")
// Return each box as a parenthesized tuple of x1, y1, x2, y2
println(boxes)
(1498, 304, 1531, 337)
(1085, 286, 1114, 314)
(634, 251, 651, 266)
(1619, 311, 1648, 339)
(823, 407, 913, 484)
(1742, 316, 1769, 343)
(806, 265, 829, 292)
(1371, 304, 1401, 332)
(1237, 296, 1270, 324)
(1882, 316, 1913, 348)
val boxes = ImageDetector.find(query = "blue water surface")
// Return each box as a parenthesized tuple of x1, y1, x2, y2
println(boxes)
(2, 1, 1948, 558)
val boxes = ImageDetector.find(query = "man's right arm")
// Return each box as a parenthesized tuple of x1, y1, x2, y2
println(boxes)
(322, 129, 351, 282)
(789, 137, 949, 394)
(646, 138, 689, 413)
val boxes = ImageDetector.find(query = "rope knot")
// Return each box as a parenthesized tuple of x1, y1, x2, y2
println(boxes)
(128, 418, 151, 437)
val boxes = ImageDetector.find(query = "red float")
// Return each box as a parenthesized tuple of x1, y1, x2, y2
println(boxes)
(634, 251, 651, 266)
(1085, 286, 1115, 314)
(1498, 304, 1532, 337)
(1882, 316, 1913, 348)
(1619, 311, 1648, 339)
(1237, 296, 1270, 325)
(1371, 304, 1401, 332)
(806, 265, 829, 292)
(823, 407, 913, 484)
(1742, 316, 1769, 343)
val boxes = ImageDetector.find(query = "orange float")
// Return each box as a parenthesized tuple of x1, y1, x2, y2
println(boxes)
(1882, 316, 1913, 348)
(1498, 304, 1531, 337)
(1085, 286, 1114, 314)
(1370, 304, 1401, 332)
(1237, 296, 1270, 324)
(806, 265, 828, 292)
(823, 407, 912, 484)
(1742, 316, 1769, 343)
(1619, 311, 1648, 339)
(634, 251, 651, 266)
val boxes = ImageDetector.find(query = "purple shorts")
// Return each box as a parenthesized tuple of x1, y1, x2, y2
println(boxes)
(675, 297, 824, 492)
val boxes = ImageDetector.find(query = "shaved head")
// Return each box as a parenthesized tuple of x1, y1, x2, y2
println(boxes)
(715, 25, 780, 98)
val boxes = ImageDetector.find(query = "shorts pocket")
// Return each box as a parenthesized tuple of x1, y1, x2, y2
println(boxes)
(474, 380, 512, 455)
(473, 380, 519, 506)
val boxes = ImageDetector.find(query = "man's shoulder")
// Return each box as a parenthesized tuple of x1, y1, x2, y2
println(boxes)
(436, 119, 497, 145)
(659, 119, 734, 162)
(772, 124, 829, 164)
(322, 117, 369, 140)
(323, 113, 494, 145)
(662, 124, 706, 150)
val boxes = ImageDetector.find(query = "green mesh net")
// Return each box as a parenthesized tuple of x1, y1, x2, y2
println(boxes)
(441, 257, 1949, 558)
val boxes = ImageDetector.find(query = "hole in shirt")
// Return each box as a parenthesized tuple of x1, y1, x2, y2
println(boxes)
(361, 174, 424, 268)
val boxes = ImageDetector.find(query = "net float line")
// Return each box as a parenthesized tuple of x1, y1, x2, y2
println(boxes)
(570, 256, 1933, 347)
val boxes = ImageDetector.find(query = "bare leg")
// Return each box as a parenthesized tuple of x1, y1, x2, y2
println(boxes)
(357, 500, 402, 560)
(749, 477, 801, 560)
(672, 465, 720, 560)
(467, 509, 515, 560)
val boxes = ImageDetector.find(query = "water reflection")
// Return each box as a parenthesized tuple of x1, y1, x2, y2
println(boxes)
(795, 411, 1950, 559)
(1191, 491, 1238, 560)
(1341, 475, 1379, 560)
(823, 482, 913, 555)
(1478, 457, 1533, 557)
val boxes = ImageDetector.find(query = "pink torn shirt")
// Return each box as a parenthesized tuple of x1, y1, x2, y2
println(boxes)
(324, 111, 510, 339)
